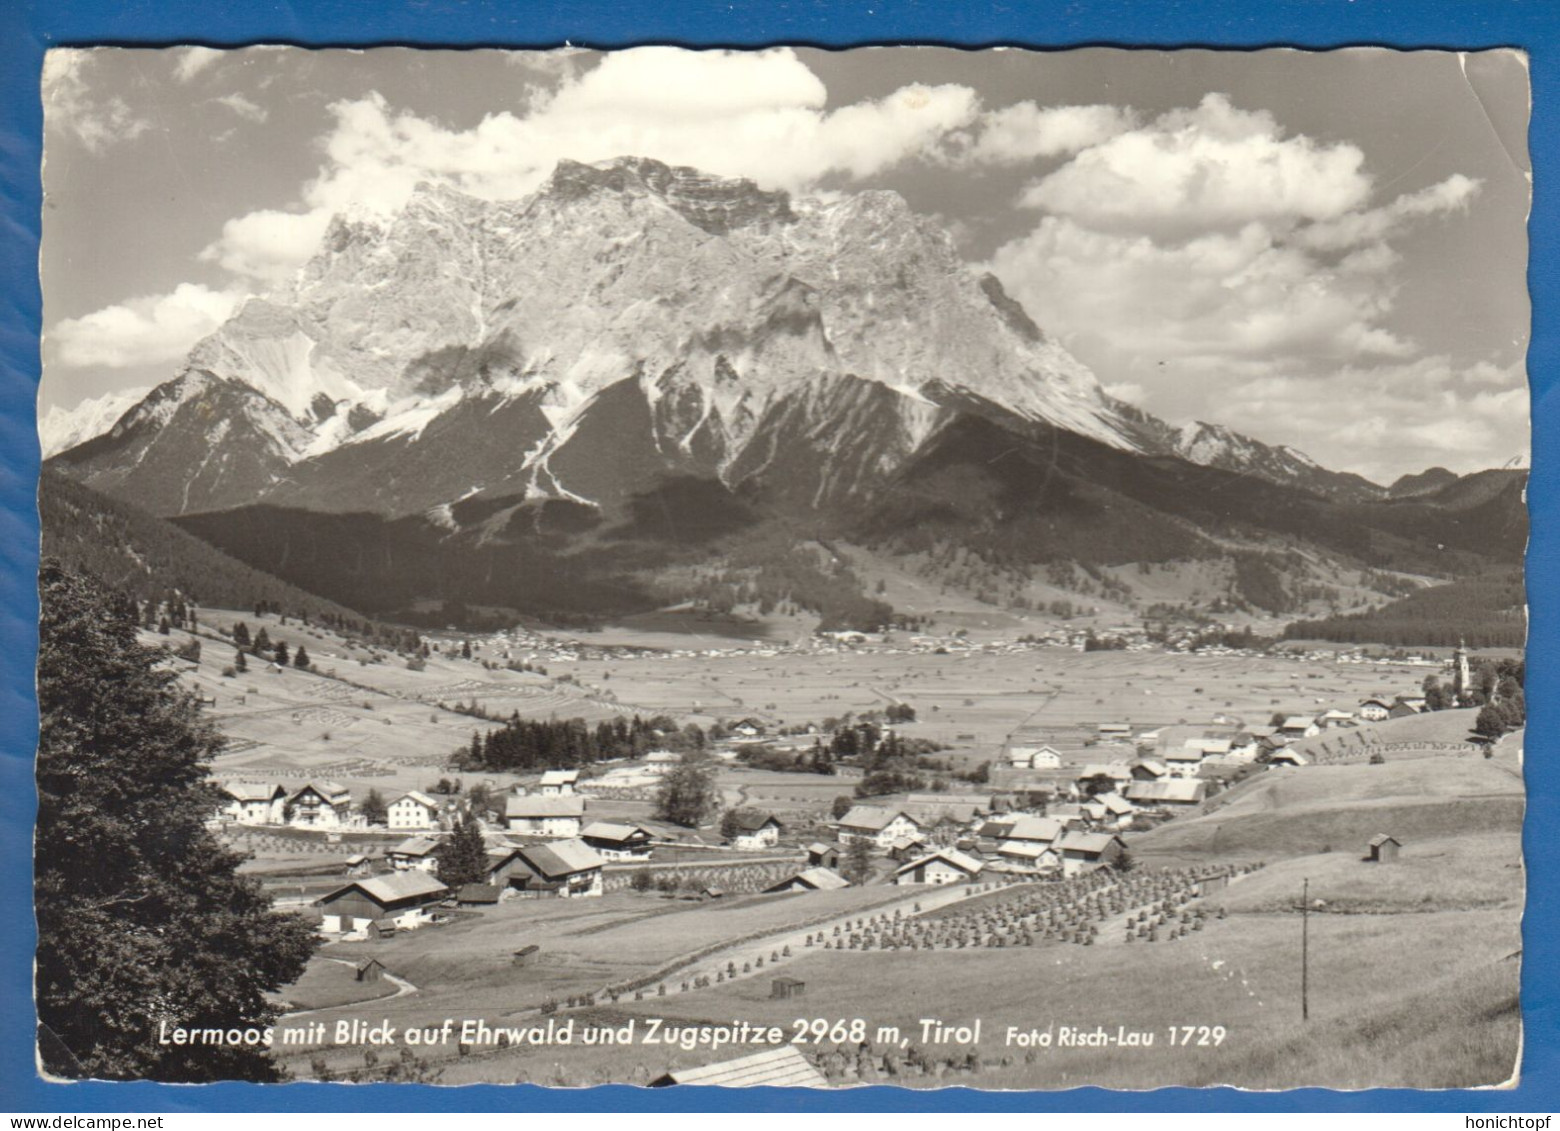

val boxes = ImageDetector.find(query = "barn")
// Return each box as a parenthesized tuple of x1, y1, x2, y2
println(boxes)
(580, 821, 654, 860)
(316, 872, 450, 934)
(894, 848, 984, 886)
(764, 867, 850, 893)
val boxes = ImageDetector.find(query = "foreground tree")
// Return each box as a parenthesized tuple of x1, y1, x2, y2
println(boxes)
(654, 763, 719, 828)
(36, 561, 317, 1081)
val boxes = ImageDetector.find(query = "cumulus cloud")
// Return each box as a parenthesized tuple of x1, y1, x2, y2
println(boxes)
(49, 284, 244, 368)
(953, 102, 1139, 164)
(174, 47, 223, 83)
(215, 92, 268, 123)
(1203, 357, 1528, 481)
(42, 49, 151, 153)
(1018, 94, 1374, 237)
(986, 90, 1504, 476)
(201, 47, 983, 280)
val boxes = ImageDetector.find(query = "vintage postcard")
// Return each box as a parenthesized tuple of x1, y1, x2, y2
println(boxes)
(34, 45, 1529, 1089)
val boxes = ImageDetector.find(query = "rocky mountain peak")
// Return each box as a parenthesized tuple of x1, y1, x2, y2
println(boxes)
(541, 156, 796, 234)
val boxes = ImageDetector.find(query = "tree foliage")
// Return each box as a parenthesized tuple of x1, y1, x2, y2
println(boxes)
(654, 763, 720, 828)
(436, 812, 488, 890)
(843, 837, 874, 885)
(360, 788, 388, 827)
(35, 560, 316, 1081)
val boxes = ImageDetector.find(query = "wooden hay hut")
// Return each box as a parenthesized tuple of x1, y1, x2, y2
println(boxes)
(355, 958, 387, 983)
(1368, 834, 1402, 863)
(770, 976, 806, 1000)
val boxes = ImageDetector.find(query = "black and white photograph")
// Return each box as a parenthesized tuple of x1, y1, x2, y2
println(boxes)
(34, 45, 1530, 1089)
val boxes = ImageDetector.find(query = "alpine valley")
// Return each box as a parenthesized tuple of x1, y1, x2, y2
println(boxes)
(45, 157, 1527, 636)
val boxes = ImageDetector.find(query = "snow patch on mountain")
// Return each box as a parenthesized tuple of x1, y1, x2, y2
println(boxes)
(38, 385, 149, 457)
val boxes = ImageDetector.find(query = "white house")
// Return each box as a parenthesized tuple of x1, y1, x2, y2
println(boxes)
(1358, 698, 1392, 722)
(728, 811, 784, 851)
(895, 848, 984, 886)
(505, 794, 586, 838)
(643, 751, 682, 775)
(387, 835, 442, 872)
(1006, 744, 1062, 769)
(218, 781, 286, 825)
(1319, 709, 1356, 728)
(288, 781, 352, 828)
(538, 770, 580, 796)
(836, 806, 923, 849)
(386, 791, 440, 831)
(1163, 747, 1206, 779)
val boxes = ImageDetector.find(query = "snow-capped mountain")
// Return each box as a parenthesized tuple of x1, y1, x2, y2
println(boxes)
(38, 385, 149, 458)
(49, 158, 1393, 517)
(1171, 421, 1386, 503)
(55, 158, 1167, 517)
(49, 154, 1426, 531)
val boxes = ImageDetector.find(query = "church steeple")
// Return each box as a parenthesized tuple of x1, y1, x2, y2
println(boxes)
(1452, 637, 1471, 699)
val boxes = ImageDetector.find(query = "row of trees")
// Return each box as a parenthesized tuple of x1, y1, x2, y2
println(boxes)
(1283, 570, 1526, 649)
(452, 714, 704, 773)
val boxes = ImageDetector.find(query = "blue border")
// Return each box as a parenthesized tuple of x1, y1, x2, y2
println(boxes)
(2, 0, 1556, 1113)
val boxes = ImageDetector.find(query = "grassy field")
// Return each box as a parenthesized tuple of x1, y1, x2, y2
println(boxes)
(171, 608, 1523, 1089)
(280, 958, 400, 1012)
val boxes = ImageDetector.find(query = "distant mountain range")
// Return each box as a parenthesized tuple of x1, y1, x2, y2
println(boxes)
(44, 157, 1528, 630)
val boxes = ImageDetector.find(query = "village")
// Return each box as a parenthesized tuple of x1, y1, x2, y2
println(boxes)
(144, 598, 1523, 1089)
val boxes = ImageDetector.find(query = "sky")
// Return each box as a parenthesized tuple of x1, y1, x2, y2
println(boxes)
(38, 45, 1531, 483)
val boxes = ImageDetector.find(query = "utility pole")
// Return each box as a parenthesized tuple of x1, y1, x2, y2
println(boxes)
(1301, 877, 1310, 1022)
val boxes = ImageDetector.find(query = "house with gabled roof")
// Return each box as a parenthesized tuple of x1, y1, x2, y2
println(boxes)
(1124, 779, 1208, 808)
(387, 835, 442, 872)
(512, 838, 606, 898)
(1357, 698, 1393, 722)
(288, 781, 352, 828)
(650, 1046, 826, 1088)
(727, 811, 785, 851)
(316, 872, 450, 934)
(805, 842, 842, 870)
(387, 790, 440, 831)
(836, 806, 922, 849)
(538, 769, 580, 796)
(763, 866, 850, 893)
(895, 848, 984, 886)
(1006, 744, 1062, 769)
(218, 780, 286, 825)
(505, 793, 585, 838)
(580, 820, 654, 860)
(1056, 831, 1126, 875)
